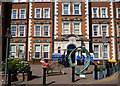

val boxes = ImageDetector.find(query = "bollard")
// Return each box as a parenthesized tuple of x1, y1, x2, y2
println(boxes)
(72, 66, 75, 82)
(8, 70, 11, 86)
(94, 65, 97, 80)
(106, 62, 110, 77)
(43, 67, 46, 85)
(23, 72, 25, 81)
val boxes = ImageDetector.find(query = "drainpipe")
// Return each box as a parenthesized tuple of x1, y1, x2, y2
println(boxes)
(25, 0, 29, 61)
(52, 1, 55, 57)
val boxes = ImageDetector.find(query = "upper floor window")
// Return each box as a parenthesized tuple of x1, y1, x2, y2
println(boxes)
(58, 47, 61, 53)
(101, 25, 108, 36)
(118, 25, 120, 37)
(34, 25, 41, 36)
(117, 8, 120, 18)
(19, 9, 26, 19)
(43, 8, 50, 18)
(19, 26, 25, 37)
(73, 4, 81, 15)
(43, 25, 49, 36)
(94, 45, 99, 58)
(62, 4, 70, 15)
(92, 7, 99, 18)
(35, 45, 41, 58)
(12, 9, 18, 19)
(35, 8, 41, 18)
(92, 25, 99, 36)
(10, 45, 16, 57)
(11, 26, 17, 37)
(100, 7, 108, 18)
(18, 45, 24, 58)
(73, 22, 81, 35)
(43, 45, 49, 58)
(63, 23, 70, 34)
(103, 45, 108, 58)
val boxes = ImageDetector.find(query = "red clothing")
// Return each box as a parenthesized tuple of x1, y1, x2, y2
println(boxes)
(43, 63, 49, 67)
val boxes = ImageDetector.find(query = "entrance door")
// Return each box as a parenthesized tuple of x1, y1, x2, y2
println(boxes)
(67, 44, 76, 63)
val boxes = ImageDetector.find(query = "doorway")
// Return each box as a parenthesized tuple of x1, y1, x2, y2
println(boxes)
(67, 44, 76, 63)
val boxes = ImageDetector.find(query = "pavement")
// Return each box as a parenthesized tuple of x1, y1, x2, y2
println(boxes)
(5, 64, 120, 85)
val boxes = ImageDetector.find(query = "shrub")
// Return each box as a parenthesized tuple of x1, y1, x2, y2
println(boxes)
(2, 58, 31, 74)
(93, 66, 102, 71)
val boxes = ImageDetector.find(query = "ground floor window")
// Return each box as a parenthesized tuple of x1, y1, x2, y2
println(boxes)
(35, 45, 41, 58)
(10, 45, 16, 57)
(43, 45, 49, 58)
(103, 45, 108, 58)
(18, 45, 24, 58)
(93, 45, 99, 58)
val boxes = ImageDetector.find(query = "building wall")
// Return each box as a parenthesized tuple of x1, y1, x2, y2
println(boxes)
(7, 1, 120, 63)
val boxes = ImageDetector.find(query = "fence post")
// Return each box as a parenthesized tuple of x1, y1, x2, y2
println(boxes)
(8, 70, 11, 86)
(94, 65, 97, 80)
(72, 66, 75, 82)
(43, 67, 46, 85)
(106, 62, 110, 77)
(23, 72, 25, 81)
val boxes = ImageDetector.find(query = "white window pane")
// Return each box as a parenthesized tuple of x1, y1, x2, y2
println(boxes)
(64, 4, 68, 14)
(44, 26, 49, 36)
(11, 26, 17, 36)
(19, 45, 24, 51)
(93, 26, 98, 36)
(43, 45, 48, 51)
(118, 25, 120, 37)
(35, 45, 40, 52)
(35, 26, 40, 36)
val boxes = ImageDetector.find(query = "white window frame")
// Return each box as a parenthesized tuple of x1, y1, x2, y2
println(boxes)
(102, 44, 110, 59)
(34, 25, 41, 36)
(101, 24, 109, 37)
(43, 25, 50, 36)
(92, 24, 100, 37)
(73, 3, 81, 15)
(72, 22, 81, 35)
(118, 24, 120, 37)
(10, 45, 16, 57)
(11, 9, 18, 19)
(35, 8, 42, 18)
(116, 8, 120, 18)
(42, 44, 50, 59)
(62, 22, 70, 35)
(34, 44, 41, 59)
(19, 9, 26, 19)
(19, 25, 25, 37)
(62, 3, 70, 15)
(18, 45, 25, 58)
(35, 0, 42, 2)
(43, 8, 50, 18)
(100, 7, 108, 18)
(92, 7, 99, 18)
(43, 0, 51, 2)
(11, 25, 17, 37)
(93, 44, 100, 59)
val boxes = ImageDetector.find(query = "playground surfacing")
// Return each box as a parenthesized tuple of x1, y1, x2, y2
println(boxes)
(11, 64, 119, 85)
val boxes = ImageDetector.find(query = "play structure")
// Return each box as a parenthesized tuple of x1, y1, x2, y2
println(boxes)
(68, 46, 91, 78)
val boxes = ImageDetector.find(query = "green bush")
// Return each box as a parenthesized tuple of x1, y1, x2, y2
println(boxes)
(2, 58, 31, 74)
(93, 66, 102, 71)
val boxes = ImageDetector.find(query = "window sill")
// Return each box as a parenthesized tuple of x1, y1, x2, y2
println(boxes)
(11, 36, 26, 38)
(93, 58, 109, 60)
(62, 14, 82, 16)
(34, 18, 51, 20)
(92, 36, 110, 38)
(92, 18, 109, 19)
(33, 36, 52, 38)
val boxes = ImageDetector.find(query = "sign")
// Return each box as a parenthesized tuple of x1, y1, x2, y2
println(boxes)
(52, 53, 62, 61)
(108, 59, 116, 62)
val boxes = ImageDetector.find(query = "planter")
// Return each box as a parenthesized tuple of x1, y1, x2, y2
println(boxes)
(93, 71, 103, 79)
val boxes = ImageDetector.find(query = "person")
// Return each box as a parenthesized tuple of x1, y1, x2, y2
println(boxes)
(40, 57, 45, 64)
(82, 55, 85, 65)
(43, 59, 49, 67)
(76, 54, 80, 65)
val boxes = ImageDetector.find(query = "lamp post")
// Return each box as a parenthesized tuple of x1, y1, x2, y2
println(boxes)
(5, 28, 12, 86)
(102, 35, 106, 68)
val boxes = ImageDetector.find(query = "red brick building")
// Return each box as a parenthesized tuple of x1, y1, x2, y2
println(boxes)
(1, 0, 119, 64)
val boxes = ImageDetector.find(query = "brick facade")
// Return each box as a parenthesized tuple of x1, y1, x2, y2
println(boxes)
(1, 1, 119, 64)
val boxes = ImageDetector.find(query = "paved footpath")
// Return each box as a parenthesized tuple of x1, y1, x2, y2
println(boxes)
(11, 64, 119, 85)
